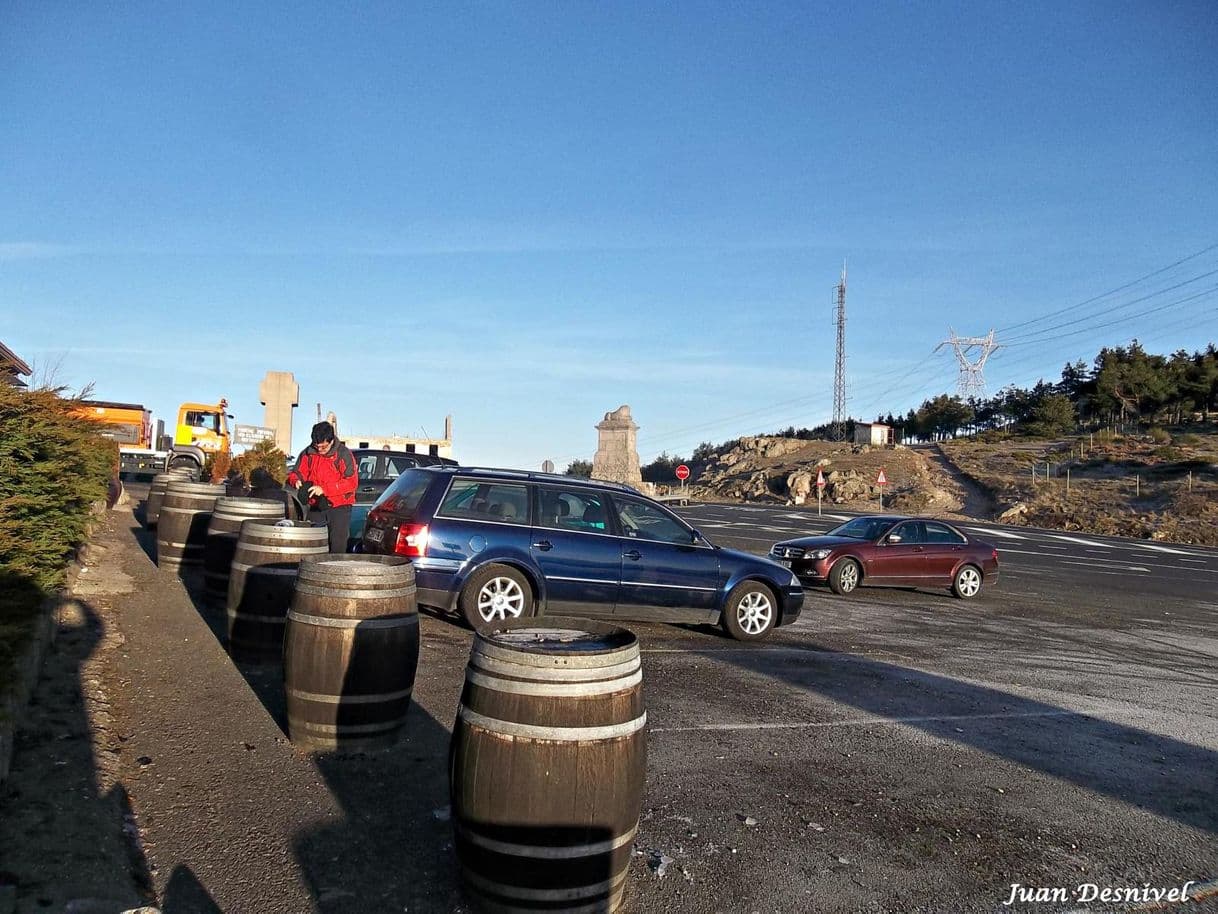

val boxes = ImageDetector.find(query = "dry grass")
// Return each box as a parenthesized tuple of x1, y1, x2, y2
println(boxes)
(941, 428, 1218, 546)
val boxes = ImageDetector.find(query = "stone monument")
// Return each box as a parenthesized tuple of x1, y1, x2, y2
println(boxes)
(592, 405, 642, 486)
(259, 371, 299, 455)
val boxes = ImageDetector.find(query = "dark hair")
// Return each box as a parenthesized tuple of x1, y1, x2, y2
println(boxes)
(311, 421, 336, 445)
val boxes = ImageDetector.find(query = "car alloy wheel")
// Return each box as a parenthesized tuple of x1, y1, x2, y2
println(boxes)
(736, 590, 774, 636)
(829, 559, 860, 595)
(952, 565, 982, 599)
(721, 581, 778, 641)
(477, 575, 526, 621)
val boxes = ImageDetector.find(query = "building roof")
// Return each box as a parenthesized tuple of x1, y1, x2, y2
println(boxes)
(0, 340, 32, 388)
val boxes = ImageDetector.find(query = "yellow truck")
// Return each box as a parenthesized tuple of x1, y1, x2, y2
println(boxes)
(75, 398, 232, 477)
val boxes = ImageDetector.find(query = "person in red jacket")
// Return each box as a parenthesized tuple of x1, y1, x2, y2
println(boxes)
(286, 421, 359, 553)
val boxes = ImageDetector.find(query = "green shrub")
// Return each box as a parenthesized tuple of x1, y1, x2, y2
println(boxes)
(0, 384, 114, 683)
(1149, 427, 1171, 445)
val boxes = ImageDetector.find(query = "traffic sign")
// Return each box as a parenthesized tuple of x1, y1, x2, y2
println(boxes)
(675, 464, 690, 481)
(815, 470, 826, 490)
(877, 469, 888, 486)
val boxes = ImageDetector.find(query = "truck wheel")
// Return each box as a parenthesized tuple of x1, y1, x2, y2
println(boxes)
(169, 457, 196, 472)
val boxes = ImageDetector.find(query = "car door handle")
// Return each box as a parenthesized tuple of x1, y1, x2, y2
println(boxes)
(623, 550, 641, 561)
(533, 540, 553, 551)
(360, 485, 378, 492)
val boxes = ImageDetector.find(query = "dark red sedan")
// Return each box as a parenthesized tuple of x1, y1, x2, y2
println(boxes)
(770, 515, 999, 599)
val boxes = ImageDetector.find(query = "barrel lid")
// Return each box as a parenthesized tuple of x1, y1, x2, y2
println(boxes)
(483, 618, 637, 655)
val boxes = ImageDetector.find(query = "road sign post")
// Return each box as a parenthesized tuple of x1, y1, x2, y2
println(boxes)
(675, 464, 690, 494)
(815, 469, 826, 516)
(877, 468, 888, 509)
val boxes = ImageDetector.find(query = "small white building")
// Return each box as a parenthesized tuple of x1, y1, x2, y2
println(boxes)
(347, 415, 454, 459)
(853, 422, 893, 446)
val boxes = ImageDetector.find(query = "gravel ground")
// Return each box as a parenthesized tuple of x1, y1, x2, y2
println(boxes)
(0, 495, 1214, 913)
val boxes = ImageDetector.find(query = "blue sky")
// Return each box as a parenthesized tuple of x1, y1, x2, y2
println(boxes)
(3, 1, 1216, 469)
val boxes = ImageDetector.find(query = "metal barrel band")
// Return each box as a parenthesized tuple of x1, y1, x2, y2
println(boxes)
(460, 864, 627, 902)
(289, 719, 404, 736)
(471, 649, 640, 680)
(286, 685, 413, 705)
(474, 638, 639, 670)
(457, 706, 647, 741)
(225, 609, 287, 624)
(286, 611, 418, 630)
(465, 668, 642, 698)
(456, 821, 637, 859)
(292, 584, 417, 601)
(230, 562, 300, 576)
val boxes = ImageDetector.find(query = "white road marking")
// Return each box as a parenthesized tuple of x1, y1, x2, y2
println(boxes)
(965, 526, 1024, 540)
(650, 709, 1077, 734)
(1043, 533, 1115, 548)
(1062, 559, 1150, 572)
(1129, 543, 1196, 555)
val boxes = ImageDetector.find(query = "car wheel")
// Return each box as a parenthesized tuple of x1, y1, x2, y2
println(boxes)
(828, 559, 861, 595)
(720, 581, 777, 641)
(459, 564, 534, 631)
(951, 564, 983, 599)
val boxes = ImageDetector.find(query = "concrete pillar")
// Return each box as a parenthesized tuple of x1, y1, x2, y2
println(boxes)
(259, 371, 299, 455)
(592, 405, 642, 486)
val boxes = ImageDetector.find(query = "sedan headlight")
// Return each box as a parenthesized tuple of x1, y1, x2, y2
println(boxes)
(810, 548, 833, 560)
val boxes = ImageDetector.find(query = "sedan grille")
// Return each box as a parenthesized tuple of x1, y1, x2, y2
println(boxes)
(771, 545, 805, 560)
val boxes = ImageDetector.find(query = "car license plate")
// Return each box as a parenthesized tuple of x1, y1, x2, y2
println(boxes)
(777, 559, 791, 568)
(365, 527, 384, 544)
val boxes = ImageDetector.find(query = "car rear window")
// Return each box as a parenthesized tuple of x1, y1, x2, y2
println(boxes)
(372, 468, 432, 518)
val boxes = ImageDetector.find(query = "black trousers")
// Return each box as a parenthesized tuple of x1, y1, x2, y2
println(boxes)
(307, 504, 353, 554)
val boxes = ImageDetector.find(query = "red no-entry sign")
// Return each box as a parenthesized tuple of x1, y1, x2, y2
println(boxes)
(675, 464, 690, 481)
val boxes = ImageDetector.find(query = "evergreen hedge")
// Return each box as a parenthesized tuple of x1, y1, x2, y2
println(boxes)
(0, 383, 115, 688)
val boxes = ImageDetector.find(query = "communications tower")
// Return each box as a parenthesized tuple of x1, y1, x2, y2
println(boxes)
(831, 262, 847, 440)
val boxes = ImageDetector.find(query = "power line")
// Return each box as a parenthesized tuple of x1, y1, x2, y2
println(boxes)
(997, 240, 1218, 334)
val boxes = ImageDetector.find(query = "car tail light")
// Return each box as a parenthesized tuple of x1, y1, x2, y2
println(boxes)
(394, 522, 429, 558)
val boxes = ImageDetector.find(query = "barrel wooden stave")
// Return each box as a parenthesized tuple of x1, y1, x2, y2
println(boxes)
(283, 555, 419, 751)
(450, 620, 647, 914)
(226, 520, 328, 657)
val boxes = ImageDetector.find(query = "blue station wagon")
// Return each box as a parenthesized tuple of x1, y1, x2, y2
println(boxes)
(360, 467, 804, 641)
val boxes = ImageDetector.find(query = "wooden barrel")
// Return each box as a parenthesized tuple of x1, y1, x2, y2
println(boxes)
(283, 555, 419, 751)
(450, 618, 647, 914)
(144, 466, 194, 529)
(227, 520, 329, 657)
(203, 498, 287, 609)
(156, 481, 225, 571)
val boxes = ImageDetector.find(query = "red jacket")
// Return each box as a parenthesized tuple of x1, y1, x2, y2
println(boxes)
(287, 441, 359, 508)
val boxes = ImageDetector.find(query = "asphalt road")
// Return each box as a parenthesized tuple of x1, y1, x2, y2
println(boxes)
(3, 494, 1215, 913)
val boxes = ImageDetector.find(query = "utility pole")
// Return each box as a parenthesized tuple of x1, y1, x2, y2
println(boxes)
(935, 328, 1001, 398)
(831, 261, 848, 441)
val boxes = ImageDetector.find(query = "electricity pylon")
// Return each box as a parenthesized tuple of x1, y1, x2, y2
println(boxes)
(936, 329, 1001, 399)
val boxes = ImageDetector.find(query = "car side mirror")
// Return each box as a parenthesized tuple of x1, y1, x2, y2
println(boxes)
(886, 534, 902, 544)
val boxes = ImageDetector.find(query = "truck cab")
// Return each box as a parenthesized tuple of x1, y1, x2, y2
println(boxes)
(168, 399, 231, 471)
